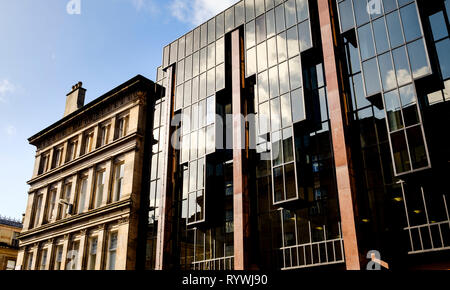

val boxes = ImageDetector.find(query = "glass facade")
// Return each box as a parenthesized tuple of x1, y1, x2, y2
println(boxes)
(144, 0, 450, 270)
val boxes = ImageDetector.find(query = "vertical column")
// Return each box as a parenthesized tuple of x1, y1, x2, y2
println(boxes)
(76, 134, 83, 158)
(16, 248, 25, 270)
(84, 168, 95, 212)
(116, 217, 130, 270)
(30, 244, 39, 270)
(51, 181, 63, 222)
(23, 192, 35, 231)
(76, 230, 88, 270)
(317, 0, 360, 270)
(95, 225, 107, 270)
(156, 66, 175, 270)
(45, 239, 55, 270)
(102, 160, 113, 206)
(60, 234, 70, 270)
(37, 187, 49, 227)
(109, 116, 117, 144)
(231, 28, 250, 270)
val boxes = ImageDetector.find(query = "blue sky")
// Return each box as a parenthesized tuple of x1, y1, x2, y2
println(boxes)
(0, 0, 238, 220)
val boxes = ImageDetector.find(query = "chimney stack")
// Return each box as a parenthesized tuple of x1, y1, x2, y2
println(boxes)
(64, 81, 86, 117)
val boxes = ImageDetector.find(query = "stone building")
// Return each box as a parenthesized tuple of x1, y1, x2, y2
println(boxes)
(0, 217, 22, 270)
(16, 75, 159, 270)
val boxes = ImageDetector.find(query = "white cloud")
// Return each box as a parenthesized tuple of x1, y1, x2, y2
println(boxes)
(169, 0, 239, 26)
(0, 80, 15, 102)
(131, 0, 159, 14)
(5, 125, 17, 137)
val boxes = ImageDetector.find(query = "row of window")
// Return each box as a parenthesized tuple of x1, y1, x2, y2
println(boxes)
(38, 113, 129, 175)
(23, 229, 119, 270)
(30, 160, 125, 230)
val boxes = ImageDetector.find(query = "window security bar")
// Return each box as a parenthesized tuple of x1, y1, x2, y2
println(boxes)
(400, 181, 450, 254)
(280, 222, 345, 270)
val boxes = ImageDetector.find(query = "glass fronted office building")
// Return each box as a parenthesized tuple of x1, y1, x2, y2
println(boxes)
(139, 0, 450, 270)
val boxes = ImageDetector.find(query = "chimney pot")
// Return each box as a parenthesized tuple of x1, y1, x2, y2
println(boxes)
(64, 81, 86, 117)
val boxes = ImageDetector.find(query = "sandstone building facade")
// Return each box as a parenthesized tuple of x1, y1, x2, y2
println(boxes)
(16, 75, 159, 270)
(0, 217, 22, 270)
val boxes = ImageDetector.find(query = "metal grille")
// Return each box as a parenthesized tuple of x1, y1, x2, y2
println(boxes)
(400, 181, 450, 254)
(280, 222, 345, 270)
(192, 256, 234, 270)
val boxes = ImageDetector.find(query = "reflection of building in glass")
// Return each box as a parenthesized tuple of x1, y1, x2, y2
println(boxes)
(147, 0, 450, 270)
(18, 0, 450, 270)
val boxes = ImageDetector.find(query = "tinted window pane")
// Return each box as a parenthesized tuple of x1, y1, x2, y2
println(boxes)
(291, 88, 305, 122)
(257, 42, 268, 71)
(362, 58, 381, 96)
(258, 71, 269, 103)
(339, 0, 354, 32)
(271, 97, 281, 130)
(279, 61, 290, 95)
(256, 15, 266, 44)
(225, 7, 234, 33)
(390, 131, 411, 173)
(259, 101, 270, 134)
(269, 66, 279, 98)
(281, 93, 292, 127)
(246, 0, 255, 21)
(247, 47, 257, 76)
(384, 90, 403, 131)
(386, 11, 404, 48)
(358, 24, 375, 60)
(407, 39, 430, 78)
(400, 3, 422, 42)
(255, 0, 265, 16)
(273, 167, 284, 202)
(287, 26, 299, 58)
(399, 84, 420, 126)
(373, 17, 390, 54)
(298, 20, 312, 51)
(289, 56, 302, 90)
(354, 0, 369, 26)
(285, 0, 297, 28)
(383, 0, 397, 13)
(216, 13, 224, 38)
(246, 21, 256, 49)
(277, 32, 288, 62)
(353, 73, 371, 109)
(406, 126, 428, 169)
(392, 46, 412, 86)
(436, 38, 450, 79)
(267, 37, 278, 67)
(275, 4, 285, 33)
(266, 9, 276, 38)
(235, 1, 245, 26)
(378, 52, 396, 91)
(296, 0, 309, 22)
(284, 163, 296, 199)
(429, 12, 448, 41)
(272, 131, 283, 166)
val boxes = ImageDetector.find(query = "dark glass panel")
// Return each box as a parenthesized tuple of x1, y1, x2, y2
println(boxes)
(390, 131, 411, 173)
(339, 0, 354, 32)
(406, 126, 428, 169)
(362, 58, 381, 96)
(283, 128, 294, 163)
(373, 17, 390, 54)
(386, 11, 404, 48)
(273, 167, 285, 202)
(196, 190, 204, 221)
(392, 46, 412, 86)
(384, 90, 403, 131)
(272, 131, 283, 166)
(358, 23, 375, 60)
(399, 84, 420, 126)
(284, 163, 297, 199)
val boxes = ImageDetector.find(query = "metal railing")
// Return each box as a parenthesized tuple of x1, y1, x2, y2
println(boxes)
(192, 256, 234, 270)
(280, 222, 345, 270)
(400, 181, 450, 254)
